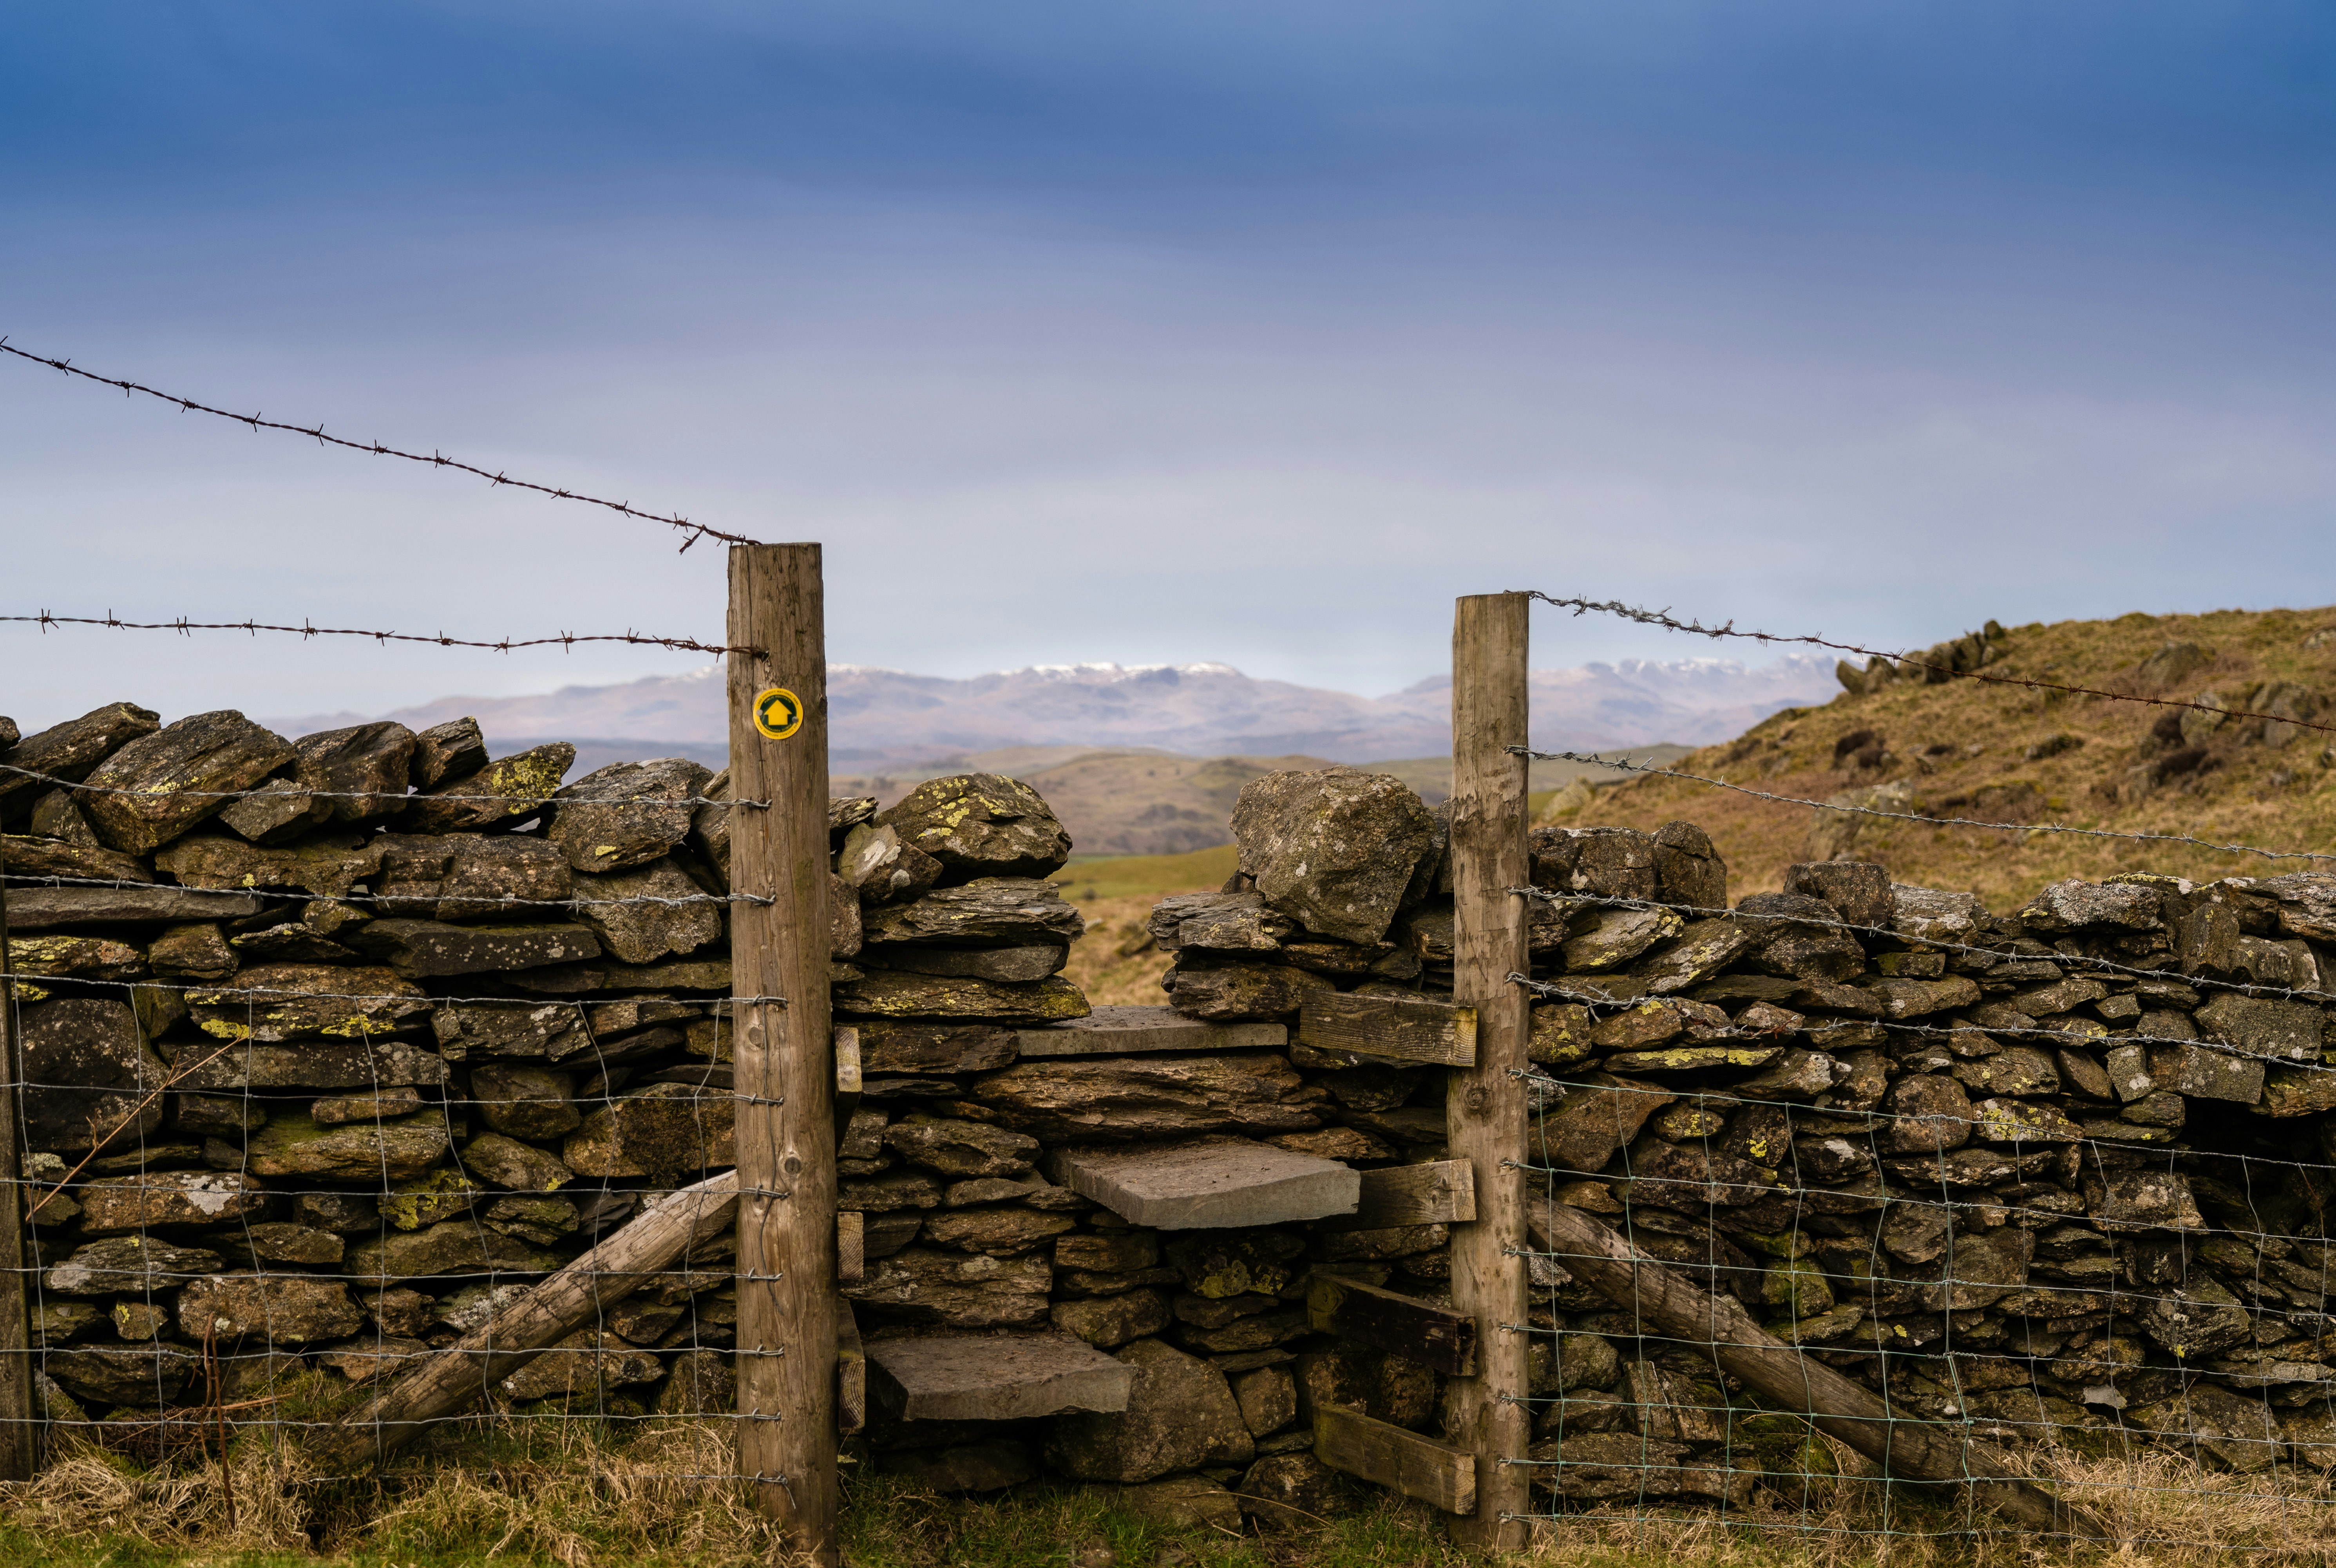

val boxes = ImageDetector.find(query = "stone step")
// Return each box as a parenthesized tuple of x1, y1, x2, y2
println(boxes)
(1049, 1137, 1360, 1230)
(866, 1331, 1131, 1421)
(1013, 1004, 1285, 1058)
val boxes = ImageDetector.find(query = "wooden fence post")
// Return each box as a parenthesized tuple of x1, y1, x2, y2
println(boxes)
(727, 544, 839, 1562)
(1446, 592, 1531, 1549)
(0, 859, 31, 1481)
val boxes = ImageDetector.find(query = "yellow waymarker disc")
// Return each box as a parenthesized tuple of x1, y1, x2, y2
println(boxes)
(753, 687, 805, 740)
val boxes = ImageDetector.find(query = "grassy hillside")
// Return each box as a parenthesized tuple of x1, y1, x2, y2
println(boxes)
(1545, 606, 2336, 906)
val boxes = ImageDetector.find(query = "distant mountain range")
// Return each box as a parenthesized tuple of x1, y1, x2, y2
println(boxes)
(269, 654, 1834, 774)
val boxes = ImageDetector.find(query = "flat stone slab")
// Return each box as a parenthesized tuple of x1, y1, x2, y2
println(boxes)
(1015, 1005, 1285, 1058)
(171, 1038, 451, 1091)
(868, 1331, 1132, 1421)
(5, 886, 265, 929)
(1049, 1137, 1359, 1230)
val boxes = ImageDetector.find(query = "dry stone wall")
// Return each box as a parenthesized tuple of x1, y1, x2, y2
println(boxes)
(11, 699, 2336, 1523)
(1153, 763, 2336, 1504)
(2, 703, 764, 1427)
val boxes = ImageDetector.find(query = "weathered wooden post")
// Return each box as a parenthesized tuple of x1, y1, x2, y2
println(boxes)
(1445, 592, 1531, 1548)
(727, 544, 839, 1561)
(0, 859, 32, 1481)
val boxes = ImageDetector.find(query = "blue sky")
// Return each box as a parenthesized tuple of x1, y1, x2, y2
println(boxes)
(5, 2, 2334, 727)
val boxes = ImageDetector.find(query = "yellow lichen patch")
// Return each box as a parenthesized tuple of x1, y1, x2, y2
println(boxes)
(380, 1167, 481, 1231)
(1608, 1045, 1779, 1071)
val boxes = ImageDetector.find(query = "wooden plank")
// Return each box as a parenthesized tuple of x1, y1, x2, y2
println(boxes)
(1298, 991, 1475, 1067)
(1049, 1138, 1358, 1229)
(728, 543, 839, 1563)
(315, 1172, 738, 1470)
(1314, 1405, 1476, 1516)
(1014, 1005, 1285, 1058)
(836, 1210, 865, 1284)
(1317, 1160, 1475, 1232)
(1307, 1275, 1476, 1376)
(1444, 590, 1531, 1547)
(0, 860, 33, 1479)
(1526, 1197, 2106, 1536)
(833, 1024, 862, 1128)
(836, 1303, 866, 1436)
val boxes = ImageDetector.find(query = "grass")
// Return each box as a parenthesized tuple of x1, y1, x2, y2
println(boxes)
(1543, 605, 2336, 904)
(1055, 845, 1240, 901)
(16, 1421, 2336, 1568)
(1048, 845, 1235, 1009)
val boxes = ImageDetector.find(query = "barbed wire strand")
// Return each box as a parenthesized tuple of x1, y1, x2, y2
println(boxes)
(4, 870, 770, 912)
(0, 339, 763, 553)
(1, 613, 757, 658)
(0, 759, 762, 810)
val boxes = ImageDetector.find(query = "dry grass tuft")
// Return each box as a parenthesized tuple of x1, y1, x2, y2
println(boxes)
(344, 1418, 814, 1568)
(0, 1417, 821, 1568)
(4, 1430, 316, 1555)
(1060, 891, 1184, 1007)
(14, 1409, 2336, 1566)
(1507, 1444, 2336, 1568)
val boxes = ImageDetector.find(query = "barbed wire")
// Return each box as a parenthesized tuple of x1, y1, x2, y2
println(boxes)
(1, 973, 774, 1006)
(1524, 590, 2336, 739)
(0, 338, 764, 553)
(0, 760, 762, 810)
(1516, 746, 2336, 864)
(1, 612, 758, 658)
(4, 870, 771, 912)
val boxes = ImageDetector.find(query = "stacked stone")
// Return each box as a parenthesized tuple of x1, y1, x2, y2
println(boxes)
(838, 770, 1442, 1529)
(1138, 774, 1732, 1323)
(2, 704, 750, 1427)
(1511, 851, 2336, 1498)
(17, 694, 2336, 1519)
(827, 770, 1097, 1347)
(1144, 766, 2336, 1507)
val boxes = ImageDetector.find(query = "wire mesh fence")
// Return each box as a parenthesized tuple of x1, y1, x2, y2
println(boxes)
(1495, 587, 2336, 1552)
(0, 730, 781, 1500)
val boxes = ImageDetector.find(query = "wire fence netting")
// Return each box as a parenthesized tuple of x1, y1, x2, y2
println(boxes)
(0, 741, 794, 1523)
(1497, 587, 2336, 1551)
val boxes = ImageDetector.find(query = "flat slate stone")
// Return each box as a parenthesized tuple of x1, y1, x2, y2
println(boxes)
(1016, 1005, 1287, 1059)
(1050, 1138, 1359, 1230)
(868, 1331, 1132, 1421)
(351, 919, 602, 977)
(867, 943, 1069, 983)
(171, 1038, 450, 1091)
(5, 886, 264, 929)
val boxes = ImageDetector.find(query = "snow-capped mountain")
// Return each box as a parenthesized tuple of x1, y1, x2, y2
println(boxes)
(268, 654, 1833, 767)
